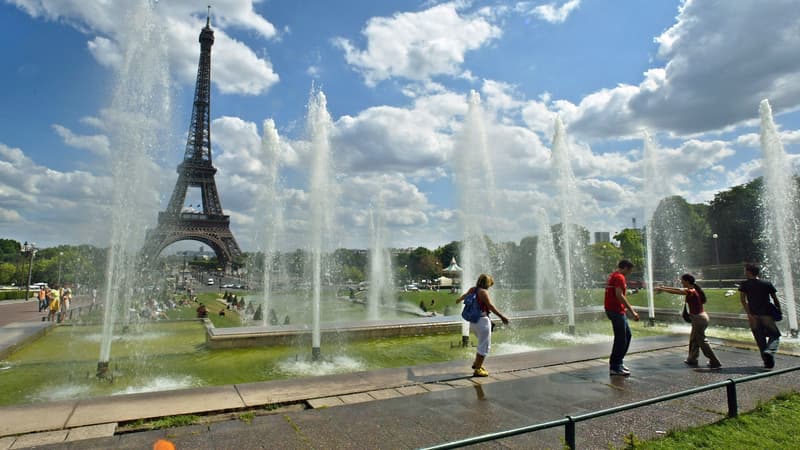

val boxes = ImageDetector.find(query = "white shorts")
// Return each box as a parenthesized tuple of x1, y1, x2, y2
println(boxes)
(470, 316, 492, 356)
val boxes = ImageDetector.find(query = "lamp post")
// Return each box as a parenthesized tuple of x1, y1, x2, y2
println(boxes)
(21, 241, 37, 301)
(712, 233, 720, 287)
(57, 251, 64, 286)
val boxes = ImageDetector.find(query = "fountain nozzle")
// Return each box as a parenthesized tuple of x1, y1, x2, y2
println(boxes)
(96, 361, 110, 379)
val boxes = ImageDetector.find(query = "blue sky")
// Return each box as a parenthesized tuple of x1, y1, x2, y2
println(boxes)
(1, 0, 799, 253)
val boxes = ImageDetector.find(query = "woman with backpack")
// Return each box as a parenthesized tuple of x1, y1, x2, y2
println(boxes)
(456, 273, 509, 377)
(655, 274, 722, 369)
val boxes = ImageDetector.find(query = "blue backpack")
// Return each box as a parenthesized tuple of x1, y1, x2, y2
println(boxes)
(461, 288, 482, 323)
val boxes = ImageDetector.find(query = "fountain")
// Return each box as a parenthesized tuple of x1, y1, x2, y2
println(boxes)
(642, 131, 658, 326)
(453, 91, 496, 345)
(98, 1, 172, 376)
(256, 119, 284, 326)
(550, 117, 579, 334)
(367, 206, 395, 320)
(758, 99, 799, 336)
(534, 208, 563, 311)
(306, 87, 337, 359)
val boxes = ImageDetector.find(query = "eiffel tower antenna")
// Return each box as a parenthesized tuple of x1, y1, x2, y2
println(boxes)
(143, 15, 242, 270)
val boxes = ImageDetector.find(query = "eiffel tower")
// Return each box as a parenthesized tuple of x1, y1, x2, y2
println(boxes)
(143, 13, 241, 268)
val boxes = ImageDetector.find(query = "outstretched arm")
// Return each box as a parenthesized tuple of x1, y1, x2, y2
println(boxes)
(654, 286, 687, 295)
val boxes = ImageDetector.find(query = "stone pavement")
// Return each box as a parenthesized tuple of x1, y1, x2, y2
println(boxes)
(1, 333, 798, 449)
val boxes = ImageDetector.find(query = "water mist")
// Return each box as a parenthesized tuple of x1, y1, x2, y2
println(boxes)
(99, 1, 171, 376)
(759, 99, 799, 336)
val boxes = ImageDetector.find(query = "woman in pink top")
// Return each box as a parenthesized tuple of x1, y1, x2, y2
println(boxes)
(656, 274, 722, 369)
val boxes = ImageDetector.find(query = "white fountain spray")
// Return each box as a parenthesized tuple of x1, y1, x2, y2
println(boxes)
(550, 117, 577, 334)
(367, 205, 395, 320)
(642, 131, 658, 325)
(454, 91, 496, 344)
(99, 1, 171, 371)
(759, 99, 799, 336)
(534, 208, 563, 311)
(307, 87, 336, 359)
(257, 119, 284, 326)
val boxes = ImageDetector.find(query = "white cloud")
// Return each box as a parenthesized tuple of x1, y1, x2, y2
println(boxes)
(8, 0, 280, 95)
(0, 142, 113, 245)
(528, 0, 581, 24)
(554, 0, 800, 139)
(0, 208, 22, 223)
(335, 2, 501, 85)
(333, 92, 465, 175)
(52, 124, 110, 157)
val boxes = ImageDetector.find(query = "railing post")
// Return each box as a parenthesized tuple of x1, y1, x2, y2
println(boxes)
(565, 416, 576, 450)
(726, 380, 738, 417)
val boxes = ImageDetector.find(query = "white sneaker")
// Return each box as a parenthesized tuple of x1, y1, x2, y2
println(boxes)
(767, 337, 780, 353)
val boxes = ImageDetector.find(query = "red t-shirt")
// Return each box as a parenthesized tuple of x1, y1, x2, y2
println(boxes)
(604, 271, 627, 314)
(685, 289, 704, 315)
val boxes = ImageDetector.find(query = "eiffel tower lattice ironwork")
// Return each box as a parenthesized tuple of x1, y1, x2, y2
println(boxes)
(143, 15, 241, 268)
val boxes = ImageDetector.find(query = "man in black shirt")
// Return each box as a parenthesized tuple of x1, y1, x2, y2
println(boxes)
(739, 264, 782, 368)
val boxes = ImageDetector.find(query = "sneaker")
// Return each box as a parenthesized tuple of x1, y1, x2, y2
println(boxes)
(707, 362, 722, 370)
(473, 367, 489, 377)
(621, 365, 630, 372)
(767, 337, 780, 354)
(763, 352, 775, 369)
(683, 360, 699, 367)
(609, 368, 630, 376)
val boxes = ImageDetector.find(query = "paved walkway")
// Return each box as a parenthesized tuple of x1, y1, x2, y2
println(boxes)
(0, 332, 798, 449)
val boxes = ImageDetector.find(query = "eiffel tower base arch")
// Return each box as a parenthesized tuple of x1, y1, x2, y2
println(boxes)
(142, 214, 241, 270)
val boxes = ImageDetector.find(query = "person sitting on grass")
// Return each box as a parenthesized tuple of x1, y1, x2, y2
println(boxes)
(196, 303, 208, 318)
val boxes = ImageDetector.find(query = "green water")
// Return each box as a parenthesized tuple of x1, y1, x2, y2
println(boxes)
(0, 284, 775, 407)
(2, 317, 794, 407)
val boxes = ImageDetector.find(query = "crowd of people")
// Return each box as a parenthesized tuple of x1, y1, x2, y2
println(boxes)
(37, 284, 74, 322)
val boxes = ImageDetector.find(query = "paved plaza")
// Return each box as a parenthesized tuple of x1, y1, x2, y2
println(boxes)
(1, 299, 799, 449)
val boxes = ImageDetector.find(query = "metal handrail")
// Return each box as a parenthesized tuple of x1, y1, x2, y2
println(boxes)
(420, 365, 800, 450)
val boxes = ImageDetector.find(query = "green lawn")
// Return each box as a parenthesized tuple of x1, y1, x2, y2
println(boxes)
(165, 292, 243, 327)
(629, 391, 800, 449)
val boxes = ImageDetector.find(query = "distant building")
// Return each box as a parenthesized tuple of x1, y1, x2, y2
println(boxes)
(594, 232, 611, 244)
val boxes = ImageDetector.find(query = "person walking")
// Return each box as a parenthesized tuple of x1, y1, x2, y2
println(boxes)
(37, 287, 47, 312)
(655, 274, 722, 369)
(605, 260, 639, 376)
(47, 288, 60, 322)
(455, 274, 509, 377)
(739, 263, 782, 368)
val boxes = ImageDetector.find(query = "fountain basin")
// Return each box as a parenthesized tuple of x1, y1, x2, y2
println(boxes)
(205, 307, 608, 349)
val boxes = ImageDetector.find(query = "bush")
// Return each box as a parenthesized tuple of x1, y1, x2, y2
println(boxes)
(0, 290, 28, 301)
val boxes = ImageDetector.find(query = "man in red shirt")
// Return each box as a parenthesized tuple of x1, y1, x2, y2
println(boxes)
(605, 260, 639, 376)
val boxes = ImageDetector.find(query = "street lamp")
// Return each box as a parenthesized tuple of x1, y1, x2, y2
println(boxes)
(712, 233, 720, 287)
(57, 251, 64, 286)
(21, 241, 37, 301)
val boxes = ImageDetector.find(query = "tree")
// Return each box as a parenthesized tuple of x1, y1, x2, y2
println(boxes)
(589, 242, 622, 278)
(707, 178, 764, 264)
(0, 262, 17, 285)
(614, 228, 644, 269)
(650, 195, 710, 278)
